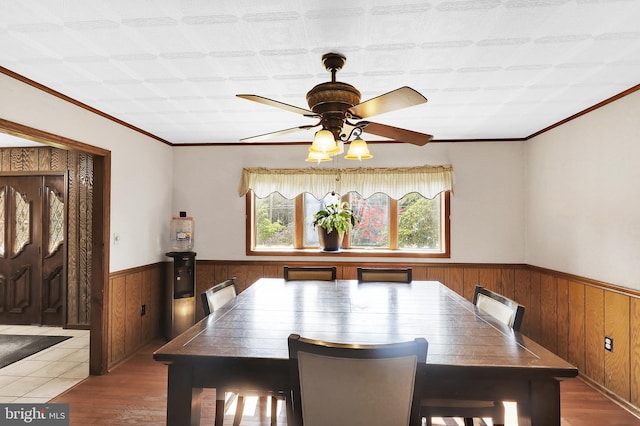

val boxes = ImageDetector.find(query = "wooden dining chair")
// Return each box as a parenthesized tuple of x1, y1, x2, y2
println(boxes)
(357, 267, 412, 283)
(283, 266, 337, 281)
(200, 278, 281, 426)
(287, 333, 428, 426)
(420, 285, 525, 426)
(473, 285, 525, 331)
(201, 278, 237, 316)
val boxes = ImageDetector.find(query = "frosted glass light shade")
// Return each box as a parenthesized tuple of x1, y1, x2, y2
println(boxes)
(305, 150, 331, 163)
(329, 140, 345, 156)
(344, 137, 372, 160)
(309, 129, 337, 153)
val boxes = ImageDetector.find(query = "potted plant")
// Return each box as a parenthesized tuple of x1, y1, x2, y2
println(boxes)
(312, 201, 359, 251)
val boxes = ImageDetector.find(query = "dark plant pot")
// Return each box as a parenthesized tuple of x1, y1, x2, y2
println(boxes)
(318, 227, 343, 252)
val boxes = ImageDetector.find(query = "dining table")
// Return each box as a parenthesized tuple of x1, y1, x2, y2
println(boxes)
(153, 278, 578, 426)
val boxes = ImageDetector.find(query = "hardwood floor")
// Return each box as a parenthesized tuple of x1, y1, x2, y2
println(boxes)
(51, 340, 640, 426)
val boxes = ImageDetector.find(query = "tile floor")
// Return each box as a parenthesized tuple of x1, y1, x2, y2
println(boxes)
(0, 324, 89, 403)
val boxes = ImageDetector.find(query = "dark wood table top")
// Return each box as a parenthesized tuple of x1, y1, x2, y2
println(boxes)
(154, 278, 577, 380)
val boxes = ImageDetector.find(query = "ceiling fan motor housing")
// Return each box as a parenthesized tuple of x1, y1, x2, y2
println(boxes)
(306, 81, 361, 115)
(306, 52, 362, 139)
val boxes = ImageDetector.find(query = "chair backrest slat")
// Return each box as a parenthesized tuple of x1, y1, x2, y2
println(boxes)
(284, 266, 337, 281)
(357, 267, 412, 283)
(472, 285, 525, 331)
(200, 278, 237, 316)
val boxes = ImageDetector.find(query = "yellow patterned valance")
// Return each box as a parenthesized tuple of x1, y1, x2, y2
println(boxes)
(238, 165, 453, 200)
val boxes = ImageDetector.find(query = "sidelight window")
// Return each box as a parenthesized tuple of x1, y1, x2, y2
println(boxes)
(47, 188, 64, 256)
(14, 190, 30, 256)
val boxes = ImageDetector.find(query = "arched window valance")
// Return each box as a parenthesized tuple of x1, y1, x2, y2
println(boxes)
(238, 164, 453, 200)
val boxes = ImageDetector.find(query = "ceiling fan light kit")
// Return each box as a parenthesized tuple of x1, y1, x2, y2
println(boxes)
(237, 52, 433, 162)
(309, 129, 338, 154)
(305, 150, 332, 163)
(344, 136, 373, 161)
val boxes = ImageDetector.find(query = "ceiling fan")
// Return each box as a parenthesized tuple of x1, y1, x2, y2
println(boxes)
(236, 53, 433, 149)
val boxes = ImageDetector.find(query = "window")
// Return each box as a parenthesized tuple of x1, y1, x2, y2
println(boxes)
(242, 164, 453, 258)
(248, 190, 450, 258)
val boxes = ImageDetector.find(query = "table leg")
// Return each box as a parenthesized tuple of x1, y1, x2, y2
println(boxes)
(529, 379, 561, 426)
(517, 379, 561, 426)
(166, 363, 203, 426)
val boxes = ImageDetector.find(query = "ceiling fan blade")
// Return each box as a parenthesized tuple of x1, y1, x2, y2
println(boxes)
(348, 87, 428, 119)
(241, 124, 318, 143)
(237, 94, 316, 116)
(360, 121, 433, 146)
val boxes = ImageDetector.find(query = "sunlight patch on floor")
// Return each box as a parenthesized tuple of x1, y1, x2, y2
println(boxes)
(225, 396, 519, 425)
(225, 395, 285, 418)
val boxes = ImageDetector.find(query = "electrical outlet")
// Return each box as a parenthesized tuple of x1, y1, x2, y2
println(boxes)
(604, 336, 613, 352)
(141, 304, 146, 316)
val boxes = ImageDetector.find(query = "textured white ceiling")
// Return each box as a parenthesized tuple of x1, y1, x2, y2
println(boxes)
(1, 0, 639, 145)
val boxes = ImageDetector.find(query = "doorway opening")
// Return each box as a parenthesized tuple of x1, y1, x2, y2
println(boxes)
(0, 118, 110, 375)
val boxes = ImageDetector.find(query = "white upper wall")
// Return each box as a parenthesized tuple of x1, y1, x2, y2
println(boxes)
(0, 73, 174, 272)
(10, 67, 636, 288)
(172, 140, 525, 263)
(525, 90, 640, 290)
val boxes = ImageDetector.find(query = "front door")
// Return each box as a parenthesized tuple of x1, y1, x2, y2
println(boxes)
(0, 175, 65, 325)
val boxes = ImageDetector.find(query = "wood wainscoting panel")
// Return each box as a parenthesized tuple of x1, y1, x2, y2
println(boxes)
(462, 268, 479, 301)
(262, 263, 281, 278)
(556, 278, 570, 360)
(568, 280, 586, 373)
(426, 266, 445, 283)
(444, 267, 464, 295)
(604, 291, 630, 400)
(108, 263, 165, 370)
(246, 264, 266, 292)
(341, 265, 358, 281)
(141, 266, 162, 343)
(109, 275, 126, 365)
(479, 267, 501, 294)
(412, 265, 427, 280)
(585, 285, 605, 385)
(500, 268, 515, 300)
(527, 271, 542, 342)
(195, 262, 216, 321)
(228, 263, 249, 293)
(631, 297, 640, 407)
(124, 272, 142, 356)
(213, 263, 230, 288)
(540, 273, 558, 353)
(514, 268, 531, 336)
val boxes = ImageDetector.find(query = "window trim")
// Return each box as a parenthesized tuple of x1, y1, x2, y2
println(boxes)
(246, 191, 450, 258)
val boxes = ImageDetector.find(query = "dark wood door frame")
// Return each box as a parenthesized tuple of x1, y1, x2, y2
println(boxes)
(0, 118, 111, 375)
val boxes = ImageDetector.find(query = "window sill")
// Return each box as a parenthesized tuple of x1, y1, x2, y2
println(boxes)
(247, 248, 450, 258)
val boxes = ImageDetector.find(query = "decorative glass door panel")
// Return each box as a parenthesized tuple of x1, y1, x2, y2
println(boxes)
(47, 188, 64, 257)
(13, 189, 31, 257)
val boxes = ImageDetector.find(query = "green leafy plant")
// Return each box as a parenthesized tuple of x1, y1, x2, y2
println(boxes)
(312, 201, 359, 237)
